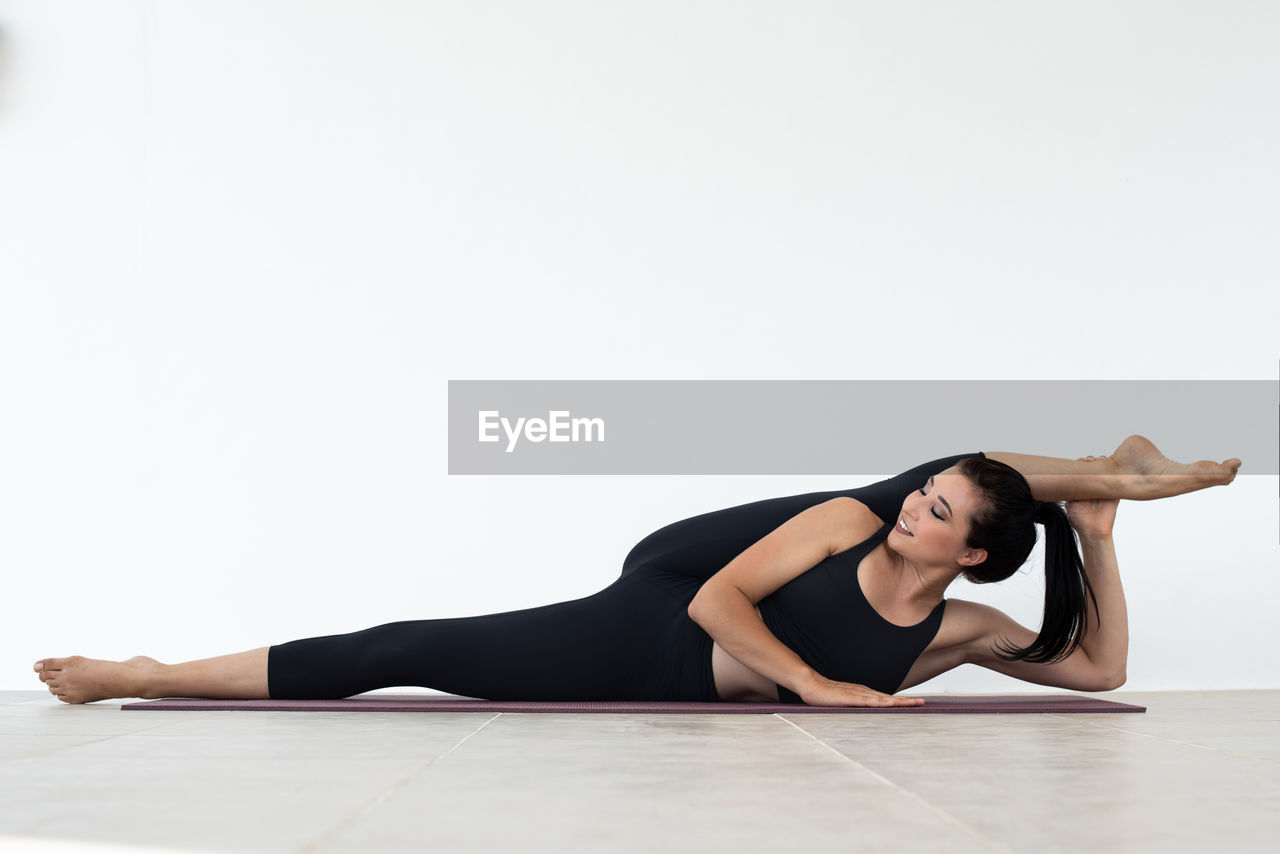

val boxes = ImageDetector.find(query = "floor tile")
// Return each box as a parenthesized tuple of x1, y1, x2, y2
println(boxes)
(312, 713, 1002, 854)
(784, 711, 1280, 852)
(0, 691, 1275, 854)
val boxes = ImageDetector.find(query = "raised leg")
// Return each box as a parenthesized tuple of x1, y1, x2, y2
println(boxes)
(985, 435, 1242, 503)
(983, 451, 1131, 502)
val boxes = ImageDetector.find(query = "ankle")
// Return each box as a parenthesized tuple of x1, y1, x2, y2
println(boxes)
(1100, 458, 1149, 500)
(138, 662, 169, 700)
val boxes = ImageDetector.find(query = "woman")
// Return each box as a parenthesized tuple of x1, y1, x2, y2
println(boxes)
(33, 435, 1241, 707)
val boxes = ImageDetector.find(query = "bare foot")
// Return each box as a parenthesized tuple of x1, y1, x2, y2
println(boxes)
(1108, 435, 1242, 500)
(33, 655, 163, 704)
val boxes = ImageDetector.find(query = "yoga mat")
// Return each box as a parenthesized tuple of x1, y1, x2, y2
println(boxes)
(121, 693, 1145, 714)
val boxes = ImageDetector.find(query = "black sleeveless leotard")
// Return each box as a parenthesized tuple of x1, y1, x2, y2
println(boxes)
(267, 451, 984, 703)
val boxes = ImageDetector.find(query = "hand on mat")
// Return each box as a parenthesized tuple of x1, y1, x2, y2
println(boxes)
(798, 674, 925, 707)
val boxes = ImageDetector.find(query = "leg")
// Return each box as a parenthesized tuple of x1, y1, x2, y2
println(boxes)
(151, 647, 269, 699)
(985, 435, 1242, 503)
(35, 587, 657, 704)
(265, 579, 690, 701)
(33, 647, 268, 704)
(266, 610, 627, 701)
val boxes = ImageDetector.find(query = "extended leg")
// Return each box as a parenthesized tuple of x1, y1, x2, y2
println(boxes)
(35, 575, 680, 705)
(265, 609, 628, 701)
(33, 647, 268, 704)
(151, 647, 269, 699)
(985, 435, 1242, 503)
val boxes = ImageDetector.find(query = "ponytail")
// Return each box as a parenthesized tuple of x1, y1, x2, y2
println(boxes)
(991, 500, 1101, 664)
(955, 459, 1103, 665)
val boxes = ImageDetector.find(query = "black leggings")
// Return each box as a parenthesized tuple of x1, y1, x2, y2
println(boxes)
(266, 452, 980, 701)
(267, 567, 716, 701)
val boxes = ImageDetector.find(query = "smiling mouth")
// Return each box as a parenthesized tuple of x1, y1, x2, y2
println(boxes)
(896, 517, 913, 537)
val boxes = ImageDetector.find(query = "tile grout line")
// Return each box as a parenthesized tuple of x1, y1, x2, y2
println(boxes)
(1043, 713, 1276, 764)
(295, 712, 503, 854)
(8, 710, 232, 758)
(774, 714, 1016, 854)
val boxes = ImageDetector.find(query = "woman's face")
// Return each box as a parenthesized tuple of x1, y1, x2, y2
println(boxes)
(887, 468, 987, 568)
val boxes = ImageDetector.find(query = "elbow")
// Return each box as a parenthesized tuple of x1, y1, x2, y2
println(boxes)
(688, 584, 734, 627)
(1096, 670, 1126, 691)
(688, 582, 753, 630)
(687, 591, 711, 625)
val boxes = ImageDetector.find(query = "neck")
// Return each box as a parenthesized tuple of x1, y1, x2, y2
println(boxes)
(889, 548, 957, 606)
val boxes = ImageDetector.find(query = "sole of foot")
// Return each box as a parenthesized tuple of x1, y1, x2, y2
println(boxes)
(1111, 434, 1242, 499)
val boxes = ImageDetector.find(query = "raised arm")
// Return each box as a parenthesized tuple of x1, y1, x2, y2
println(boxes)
(1074, 531, 1127, 684)
(1065, 498, 1128, 683)
(962, 497, 1127, 691)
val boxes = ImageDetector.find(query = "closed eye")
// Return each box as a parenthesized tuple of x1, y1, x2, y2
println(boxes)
(917, 482, 946, 520)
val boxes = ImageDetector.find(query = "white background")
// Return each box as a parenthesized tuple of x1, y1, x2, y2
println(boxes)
(1, 0, 1276, 693)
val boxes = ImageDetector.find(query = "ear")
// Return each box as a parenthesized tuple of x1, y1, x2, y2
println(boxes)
(958, 548, 988, 568)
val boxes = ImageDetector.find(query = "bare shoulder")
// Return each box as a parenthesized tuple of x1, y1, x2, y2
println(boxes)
(824, 496, 886, 554)
(894, 598, 999, 692)
(932, 598, 1002, 661)
(923, 597, 1118, 692)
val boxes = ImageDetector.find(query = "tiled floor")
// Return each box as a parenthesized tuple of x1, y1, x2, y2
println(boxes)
(0, 689, 1276, 853)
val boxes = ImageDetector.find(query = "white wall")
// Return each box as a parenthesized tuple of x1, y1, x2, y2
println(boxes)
(1, 0, 1276, 693)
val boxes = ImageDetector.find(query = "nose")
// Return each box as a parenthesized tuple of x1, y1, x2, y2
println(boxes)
(903, 498, 918, 521)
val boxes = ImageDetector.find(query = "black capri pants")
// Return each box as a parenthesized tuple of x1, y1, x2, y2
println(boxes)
(267, 567, 717, 702)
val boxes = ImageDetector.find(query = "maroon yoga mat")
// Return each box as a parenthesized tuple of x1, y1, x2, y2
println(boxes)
(121, 693, 1145, 714)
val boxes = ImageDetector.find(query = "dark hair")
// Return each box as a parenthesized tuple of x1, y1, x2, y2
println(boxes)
(954, 456, 1101, 664)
